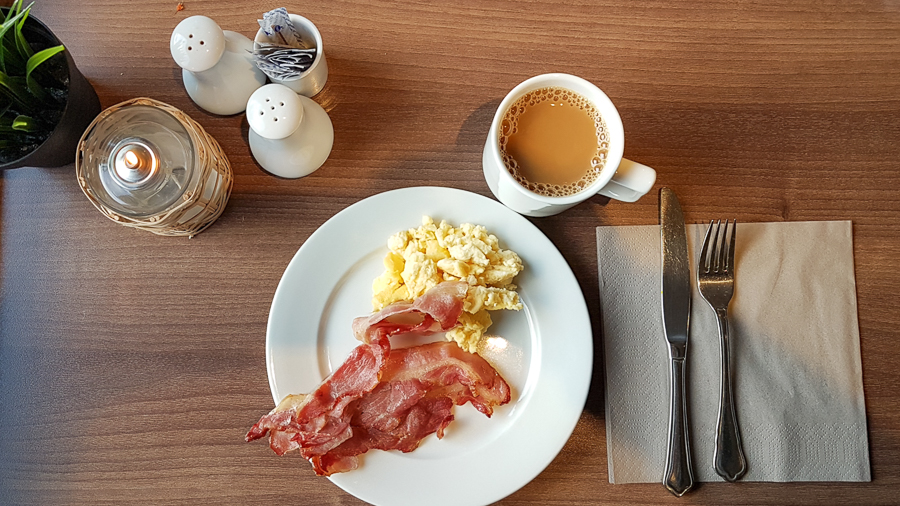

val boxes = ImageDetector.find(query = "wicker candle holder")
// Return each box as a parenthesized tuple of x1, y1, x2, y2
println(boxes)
(76, 97, 233, 238)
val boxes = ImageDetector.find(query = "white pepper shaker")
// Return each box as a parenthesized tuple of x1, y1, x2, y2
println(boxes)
(170, 15, 266, 116)
(246, 84, 334, 178)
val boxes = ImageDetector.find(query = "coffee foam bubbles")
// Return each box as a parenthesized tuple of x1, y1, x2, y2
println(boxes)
(498, 86, 610, 198)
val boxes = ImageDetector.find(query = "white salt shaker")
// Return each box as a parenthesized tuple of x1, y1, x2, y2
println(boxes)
(170, 15, 266, 116)
(246, 84, 334, 178)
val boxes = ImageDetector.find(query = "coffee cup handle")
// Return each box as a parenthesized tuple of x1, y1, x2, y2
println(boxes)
(596, 158, 657, 202)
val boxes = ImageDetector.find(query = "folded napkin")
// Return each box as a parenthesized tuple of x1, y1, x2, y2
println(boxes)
(597, 221, 870, 483)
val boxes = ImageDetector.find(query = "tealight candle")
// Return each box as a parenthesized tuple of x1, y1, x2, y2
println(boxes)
(112, 141, 158, 187)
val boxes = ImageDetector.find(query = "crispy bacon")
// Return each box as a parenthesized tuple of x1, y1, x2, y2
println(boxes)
(244, 335, 388, 457)
(246, 281, 511, 476)
(378, 339, 510, 417)
(351, 280, 468, 344)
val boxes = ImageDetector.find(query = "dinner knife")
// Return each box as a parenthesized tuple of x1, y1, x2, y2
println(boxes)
(659, 187, 695, 497)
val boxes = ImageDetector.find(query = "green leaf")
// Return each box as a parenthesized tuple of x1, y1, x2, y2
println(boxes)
(26, 45, 63, 80)
(0, 69, 33, 111)
(0, 6, 30, 73)
(5, 0, 23, 23)
(11, 113, 37, 132)
(1, 6, 29, 41)
(0, 113, 13, 133)
(0, 108, 19, 133)
(25, 44, 62, 100)
(14, 5, 35, 61)
(2, 42, 26, 77)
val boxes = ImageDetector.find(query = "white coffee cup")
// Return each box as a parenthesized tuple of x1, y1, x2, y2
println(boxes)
(254, 14, 328, 97)
(482, 73, 656, 217)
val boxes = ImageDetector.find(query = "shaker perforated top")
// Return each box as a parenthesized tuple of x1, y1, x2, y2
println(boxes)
(170, 15, 226, 73)
(246, 84, 304, 140)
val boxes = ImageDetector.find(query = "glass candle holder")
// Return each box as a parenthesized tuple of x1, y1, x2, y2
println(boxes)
(76, 98, 233, 237)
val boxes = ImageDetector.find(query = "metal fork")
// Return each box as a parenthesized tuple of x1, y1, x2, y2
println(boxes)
(698, 220, 747, 482)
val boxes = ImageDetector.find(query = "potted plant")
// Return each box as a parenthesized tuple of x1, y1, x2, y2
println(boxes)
(1, 0, 100, 170)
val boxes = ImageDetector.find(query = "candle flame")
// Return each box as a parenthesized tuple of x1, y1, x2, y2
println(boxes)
(124, 150, 140, 169)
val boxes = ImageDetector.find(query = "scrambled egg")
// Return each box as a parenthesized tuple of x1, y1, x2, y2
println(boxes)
(372, 216, 523, 353)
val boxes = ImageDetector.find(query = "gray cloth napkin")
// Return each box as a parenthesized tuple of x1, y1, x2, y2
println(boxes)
(597, 221, 870, 483)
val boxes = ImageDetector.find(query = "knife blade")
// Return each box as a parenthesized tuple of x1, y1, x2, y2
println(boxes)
(659, 187, 694, 497)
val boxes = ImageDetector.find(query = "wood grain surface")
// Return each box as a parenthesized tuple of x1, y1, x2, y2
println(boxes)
(2, 0, 899, 504)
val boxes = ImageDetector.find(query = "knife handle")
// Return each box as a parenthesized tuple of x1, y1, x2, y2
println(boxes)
(664, 348, 694, 497)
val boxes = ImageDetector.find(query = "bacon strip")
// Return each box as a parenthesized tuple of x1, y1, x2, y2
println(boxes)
(246, 281, 511, 476)
(244, 337, 388, 457)
(351, 280, 468, 344)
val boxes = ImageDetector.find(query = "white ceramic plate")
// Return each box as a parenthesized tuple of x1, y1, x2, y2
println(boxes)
(266, 186, 592, 506)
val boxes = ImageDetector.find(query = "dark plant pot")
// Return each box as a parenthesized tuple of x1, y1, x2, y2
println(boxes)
(0, 8, 101, 170)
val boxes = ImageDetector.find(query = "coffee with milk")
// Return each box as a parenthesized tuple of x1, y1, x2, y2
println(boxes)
(498, 86, 610, 197)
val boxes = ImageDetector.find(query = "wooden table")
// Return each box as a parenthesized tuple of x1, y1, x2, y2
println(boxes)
(2, 1, 898, 504)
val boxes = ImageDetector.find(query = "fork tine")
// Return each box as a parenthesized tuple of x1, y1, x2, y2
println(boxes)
(711, 219, 723, 272)
(727, 220, 736, 274)
(700, 220, 714, 273)
(718, 220, 730, 273)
